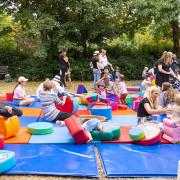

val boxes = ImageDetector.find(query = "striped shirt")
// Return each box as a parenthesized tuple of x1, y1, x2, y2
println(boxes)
(39, 91, 63, 121)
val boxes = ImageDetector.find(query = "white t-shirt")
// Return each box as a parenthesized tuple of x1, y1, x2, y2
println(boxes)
(119, 81, 127, 94)
(99, 54, 108, 69)
(13, 85, 26, 99)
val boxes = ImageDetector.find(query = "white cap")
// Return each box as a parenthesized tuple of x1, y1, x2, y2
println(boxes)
(18, 76, 28, 82)
(52, 75, 61, 83)
(93, 50, 100, 56)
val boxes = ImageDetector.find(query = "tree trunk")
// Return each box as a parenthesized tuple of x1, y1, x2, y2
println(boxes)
(171, 20, 180, 58)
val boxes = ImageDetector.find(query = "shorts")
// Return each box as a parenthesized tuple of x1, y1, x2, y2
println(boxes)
(13, 99, 22, 106)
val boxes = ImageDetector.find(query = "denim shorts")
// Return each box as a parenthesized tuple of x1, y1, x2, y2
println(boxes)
(13, 99, 22, 106)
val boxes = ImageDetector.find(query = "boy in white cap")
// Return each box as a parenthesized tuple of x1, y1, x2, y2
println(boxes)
(13, 76, 35, 106)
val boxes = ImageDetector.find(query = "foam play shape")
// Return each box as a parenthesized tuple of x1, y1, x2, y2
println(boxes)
(125, 96, 133, 104)
(4, 128, 31, 144)
(19, 116, 40, 127)
(65, 115, 90, 144)
(77, 84, 88, 94)
(56, 97, 79, 115)
(127, 86, 140, 91)
(136, 122, 161, 146)
(0, 150, 16, 174)
(0, 116, 20, 139)
(0, 136, 4, 150)
(6, 92, 13, 101)
(91, 105, 112, 120)
(0, 96, 6, 102)
(118, 105, 127, 110)
(132, 100, 140, 112)
(76, 109, 91, 116)
(91, 123, 120, 141)
(129, 127, 145, 140)
(112, 108, 137, 116)
(28, 122, 53, 135)
(4, 144, 98, 177)
(77, 97, 88, 105)
(97, 144, 180, 177)
(5, 100, 42, 108)
(86, 93, 97, 102)
(78, 115, 107, 122)
(19, 108, 43, 117)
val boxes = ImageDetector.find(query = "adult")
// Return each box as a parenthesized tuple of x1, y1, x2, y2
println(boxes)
(99, 49, 114, 73)
(90, 51, 101, 90)
(58, 50, 69, 87)
(171, 53, 180, 75)
(137, 86, 167, 124)
(155, 52, 175, 87)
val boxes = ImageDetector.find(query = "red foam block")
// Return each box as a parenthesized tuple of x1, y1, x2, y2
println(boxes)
(127, 87, 140, 91)
(65, 115, 89, 144)
(6, 92, 13, 101)
(56, 97, 73, 113)
(0, 136, 4, 149)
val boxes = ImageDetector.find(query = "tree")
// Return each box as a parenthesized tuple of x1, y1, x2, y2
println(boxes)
(120, 0, 180, 57)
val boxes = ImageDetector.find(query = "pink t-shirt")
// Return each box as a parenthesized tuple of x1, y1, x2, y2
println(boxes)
(13, 85, 26, 99)
(119, 81, 127, 94)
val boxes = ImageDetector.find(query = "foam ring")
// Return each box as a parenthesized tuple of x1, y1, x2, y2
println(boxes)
(129, 127, 145, 140)
(28, 122, 53, 135)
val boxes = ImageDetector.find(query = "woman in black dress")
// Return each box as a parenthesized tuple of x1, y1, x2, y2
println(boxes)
(156, 52, 175, 87)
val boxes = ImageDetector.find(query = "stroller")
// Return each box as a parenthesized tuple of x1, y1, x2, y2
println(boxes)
(170, 76, 180, 91)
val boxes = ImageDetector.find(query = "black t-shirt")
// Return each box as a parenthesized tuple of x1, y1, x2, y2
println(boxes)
(59, 54, 68, 70)
(91, 56, 99, 69)
(137, 98, 151, 117)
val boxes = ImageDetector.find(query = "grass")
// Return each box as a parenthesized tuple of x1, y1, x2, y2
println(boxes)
(0, 80, 177, 180)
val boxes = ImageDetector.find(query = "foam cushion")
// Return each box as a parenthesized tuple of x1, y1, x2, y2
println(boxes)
(129, 127, 145, 140)
(91, 106, 112, 120)
(0, 136, 4, 150)
(65, 116, 89, 144)
(28, 122, 53, 135)
(19, 108, 43, 117)
(0, 150, 16, 174)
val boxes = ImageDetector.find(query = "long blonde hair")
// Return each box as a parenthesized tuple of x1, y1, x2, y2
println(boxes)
(146, 86, 160, 109)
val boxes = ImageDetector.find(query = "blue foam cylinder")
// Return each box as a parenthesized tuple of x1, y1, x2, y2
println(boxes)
(91, 106, 112, 120)
(0, 150, 16, 174)
(72, 98, 79, 114)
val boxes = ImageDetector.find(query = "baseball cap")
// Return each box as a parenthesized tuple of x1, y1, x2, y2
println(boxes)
(18, 76, 28, 82)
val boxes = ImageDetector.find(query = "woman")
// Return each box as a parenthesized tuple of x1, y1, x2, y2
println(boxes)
(137, 86, 167, 124)
(156, 52, 175, 87)
(90, 51, 101, 90)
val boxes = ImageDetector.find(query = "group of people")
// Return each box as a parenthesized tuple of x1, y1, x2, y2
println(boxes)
(90, 49, 128, 105)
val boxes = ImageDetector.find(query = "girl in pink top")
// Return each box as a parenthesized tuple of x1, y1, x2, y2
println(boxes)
(13, 76, 35, 106)
(113, 75, 127, 105)
(163, 93, 180, 143)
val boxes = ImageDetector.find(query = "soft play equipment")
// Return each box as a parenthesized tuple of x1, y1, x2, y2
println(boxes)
(4, 144, 98, 177)
(118, 105, 127, 110)
(78, 115, 107, 122)
(135, 122, 161, 145)
(0, 136, 4, 149)
(91, 105, 112, 120)
(0, 116, 20, 139)
(0, 96, 6, 102)
(129, 127, 145, 140)
(77, 97, 88, 105)
(91, 123, 120, 141)
(86, 93, 98, 102)
(28, 122, 53, 135)
(77, 84, 88, 94)
(132, 100, 140, 112)
(65, 115, 90, 144)
(97, 143, 180, 177)
(56, 97, 79, 114)
(162, 118, 180, 144)
(127, 86, 140, 92)
(126, 96, 133, 104)
(0, 150, 16, 174)
(6, 92, 13, 101)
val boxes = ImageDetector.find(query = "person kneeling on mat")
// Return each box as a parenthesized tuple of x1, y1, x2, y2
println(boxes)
(0, 102, 23, 117)
(39, 78, 71, 126)
(81, 118, 103, 143)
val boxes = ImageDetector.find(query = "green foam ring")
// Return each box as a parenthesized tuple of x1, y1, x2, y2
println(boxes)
(129, 127, 145, 140)
(28, 122, 54, 135)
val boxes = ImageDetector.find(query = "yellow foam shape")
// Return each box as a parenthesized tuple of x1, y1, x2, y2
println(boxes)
(77, 97, 88, 105)
(0, 116, 20, 139)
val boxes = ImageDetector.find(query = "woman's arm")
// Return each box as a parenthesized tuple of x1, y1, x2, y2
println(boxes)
(97, 62, 102, 73)
(158, 64, 171, 74)
(144, 103, 166, 115)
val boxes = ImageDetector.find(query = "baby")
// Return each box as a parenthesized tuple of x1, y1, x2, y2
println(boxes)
(81, 118, 103, 142)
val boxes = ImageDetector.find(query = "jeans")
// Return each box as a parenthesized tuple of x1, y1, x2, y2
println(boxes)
(93, 69, 101, 90)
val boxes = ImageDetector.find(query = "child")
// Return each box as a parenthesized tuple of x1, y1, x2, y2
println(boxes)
(118, 75, 128, 105)
(39, 78, 71, 125)
(81, 118, 103, 142)
(13, 76, 35, 106)
(0, 102, 23, 117)
(159, 82, 177, 108)
(113, 66, 121, 80)
(104, 66, 114, 82)
(97, 83, 108, 103)
(162, 93, 180, 143)
(142, 67, 149, 79)
(141, 73, 152, 90)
